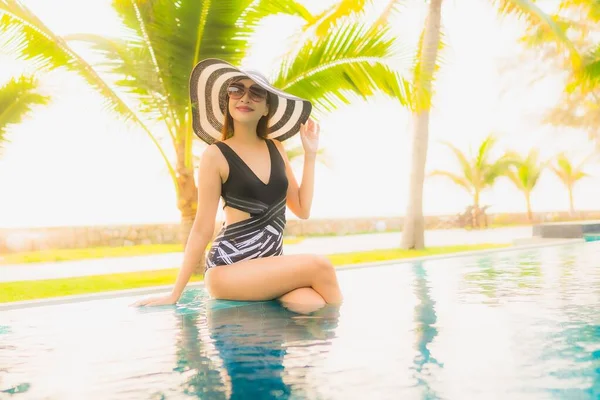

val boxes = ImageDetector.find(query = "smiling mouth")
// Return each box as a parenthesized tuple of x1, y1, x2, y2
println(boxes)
(236, 106, 254, 112)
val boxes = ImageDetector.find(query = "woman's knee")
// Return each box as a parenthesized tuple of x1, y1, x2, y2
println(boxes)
(310, 255, 336, 279)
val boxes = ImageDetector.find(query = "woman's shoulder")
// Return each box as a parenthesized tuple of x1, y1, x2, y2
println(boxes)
(269, 138, 286, 154)
(200, 143, 228, 167)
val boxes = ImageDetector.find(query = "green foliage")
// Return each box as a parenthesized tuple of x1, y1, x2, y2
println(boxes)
(507, 149, 546, 194)
(272, 22, 412, 115)
(0, 75, 49, 150)
(517, 0, 599, 141)
(1, 0, 414, 195)
(551, 152, 592, 188)
(429, 135, 517, 203)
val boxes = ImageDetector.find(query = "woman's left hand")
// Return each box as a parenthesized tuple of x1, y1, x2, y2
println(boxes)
(300, 118, 320, 157)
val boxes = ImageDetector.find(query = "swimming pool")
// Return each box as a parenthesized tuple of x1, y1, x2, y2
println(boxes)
(1, 242, 599, 399)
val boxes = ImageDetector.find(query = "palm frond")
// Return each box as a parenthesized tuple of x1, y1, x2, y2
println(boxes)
(482, 156, 514, 186)
(64, 33, 168, 123)
(518, 14, 574, 49)
(550, 165, 568, 184)
(373, 0, 407, 29)
(581, 44, 600, 87)
(428, 170, 473, 194)
(550, 152, 592, 186)
(439, 141, 473, 184)
(410, 22, 446, 111)
(542, 86, 600, 144)
(311, 0, 369, 36)
(244, 0, 370, 72)
(0, 0, 180, 187)
(0, 1, 70, 70)
(558, 0, 600, 22)
(271, 22, 412, 114)
(507, 149, 545, 193)
(0, 0, 137, 120)
(242, 0, 314, 29)
(111, 0, 255, 124)
(0, 75, 50, 145)
(555, 153, 573, 175)
(573, 170, 589, 181)
(506, 169, 526, 191)
(475, 134, 498, 169)
(491, 0, 581, 67)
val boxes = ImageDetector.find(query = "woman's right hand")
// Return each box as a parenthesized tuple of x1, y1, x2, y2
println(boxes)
(132, 294, 178, 307)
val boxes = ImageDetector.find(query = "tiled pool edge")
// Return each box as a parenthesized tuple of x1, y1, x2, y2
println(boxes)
(0, 238, 584, 311)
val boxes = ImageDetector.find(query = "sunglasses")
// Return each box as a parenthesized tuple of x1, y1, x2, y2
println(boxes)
(227, 83, 268, 102)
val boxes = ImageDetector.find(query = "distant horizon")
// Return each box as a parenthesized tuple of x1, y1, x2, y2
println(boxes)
(1, 208, 599, 230)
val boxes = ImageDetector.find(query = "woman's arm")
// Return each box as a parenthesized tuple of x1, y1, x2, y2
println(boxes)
(275, 119, 320, 219)
(134, 145, 222, 306)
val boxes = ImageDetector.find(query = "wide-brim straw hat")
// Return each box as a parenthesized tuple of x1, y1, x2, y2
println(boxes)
(189, 58, 312, 145)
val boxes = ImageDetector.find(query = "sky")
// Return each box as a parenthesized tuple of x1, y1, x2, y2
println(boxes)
(0, 0, 598, 228)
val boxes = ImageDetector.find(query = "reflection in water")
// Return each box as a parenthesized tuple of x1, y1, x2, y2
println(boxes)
(411, 262, 441, 400)
(461, 250, 543, 301)
(2, 243, 599, 399)
(461, 255, 502, 301)
(173, 292, 340, 399)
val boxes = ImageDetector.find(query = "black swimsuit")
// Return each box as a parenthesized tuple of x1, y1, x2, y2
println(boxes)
(206, 139, 288, 269)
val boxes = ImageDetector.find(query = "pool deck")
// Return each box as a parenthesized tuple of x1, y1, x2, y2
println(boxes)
(0, 226, 567, 283)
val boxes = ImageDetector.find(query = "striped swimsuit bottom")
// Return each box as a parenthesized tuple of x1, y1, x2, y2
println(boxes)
(205, 196, 286, 269)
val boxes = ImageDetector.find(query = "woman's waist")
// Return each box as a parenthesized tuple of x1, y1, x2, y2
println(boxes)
(220, 211, 286, 232)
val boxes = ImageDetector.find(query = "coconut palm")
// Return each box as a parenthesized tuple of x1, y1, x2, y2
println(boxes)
(0, 0, 411, 247)
(400, 0, 580, 249)
(550, 152, 592, 215)
(0, 75, 49, 153)
(428, 134, 517, 222)
(517, 0, 600, 143)
(506, 149, 547, 222)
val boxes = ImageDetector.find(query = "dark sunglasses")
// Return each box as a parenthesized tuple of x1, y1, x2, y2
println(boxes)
(227, 83, 268, 102)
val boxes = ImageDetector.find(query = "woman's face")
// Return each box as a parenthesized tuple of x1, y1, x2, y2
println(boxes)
(227, 78, 269, 124)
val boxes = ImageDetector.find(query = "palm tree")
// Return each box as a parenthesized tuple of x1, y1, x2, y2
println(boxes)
(506, 149, 546, 222)
(517, 0, 600, 144)
(400, 0, 580, 249)
(428, 134, 517, 224)
(400, 0, 443, 249)
(0, 75, 50, 153)
(550, 153, 592, 216)
(0, 0, 411, 247)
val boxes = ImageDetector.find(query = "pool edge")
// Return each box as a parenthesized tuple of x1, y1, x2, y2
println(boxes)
(0, 238, 585, 311)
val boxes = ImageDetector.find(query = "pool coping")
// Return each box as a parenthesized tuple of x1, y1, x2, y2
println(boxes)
(0, 238, 585, 311)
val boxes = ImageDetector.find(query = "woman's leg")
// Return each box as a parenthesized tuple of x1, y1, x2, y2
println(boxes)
(205, 254, 342, 304)
(278, 287, 326, 314)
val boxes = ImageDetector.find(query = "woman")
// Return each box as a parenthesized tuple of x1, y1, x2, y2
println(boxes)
(135, 59, 343, 309)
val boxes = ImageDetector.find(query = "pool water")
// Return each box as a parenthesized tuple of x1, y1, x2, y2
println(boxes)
(1, 243, 599, 399)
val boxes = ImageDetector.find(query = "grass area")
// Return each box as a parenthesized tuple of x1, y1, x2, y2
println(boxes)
(0, 237, 306, 266)
(0, 243, 509, 303)
(326, 243, 509, 265)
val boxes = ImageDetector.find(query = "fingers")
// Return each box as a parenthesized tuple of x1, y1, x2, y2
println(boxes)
(130, 298, 162, 307)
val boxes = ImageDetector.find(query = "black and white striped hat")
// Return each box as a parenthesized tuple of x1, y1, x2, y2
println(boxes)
(189, 58, 312, 145)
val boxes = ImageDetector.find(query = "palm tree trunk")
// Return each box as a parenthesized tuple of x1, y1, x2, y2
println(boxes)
(400, 0, 443, 250)
(473, 190, 480, 229)
(568, 185, 575, 217)
(525, 191, 533, 223)
(175, 139, 204, 274)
